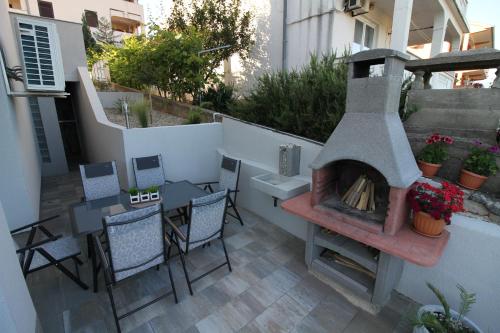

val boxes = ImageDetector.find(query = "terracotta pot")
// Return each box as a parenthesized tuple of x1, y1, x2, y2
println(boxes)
(412, 211, 445, 237)
(458, 169, 488, 190)
(417, 160, 442, 178)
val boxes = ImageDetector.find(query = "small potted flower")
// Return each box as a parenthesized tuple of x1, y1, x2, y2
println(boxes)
(407, 181, 464, 237)
(417, 133, 454, 178)
(412, 282, 482, 333)
(140, 189, 150, 202)
(148, 185, 160, 201)
(129, 187, 140, 204)
(458, 140, 499, 190)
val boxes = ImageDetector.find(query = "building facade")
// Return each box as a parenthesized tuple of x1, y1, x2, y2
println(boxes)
(229, 0, 470, 91)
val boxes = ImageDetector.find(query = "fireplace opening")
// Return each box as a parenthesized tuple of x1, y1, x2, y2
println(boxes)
(316, 160, 390, 224)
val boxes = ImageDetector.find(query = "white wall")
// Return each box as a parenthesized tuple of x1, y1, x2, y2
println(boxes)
(221, 117, 323, 239)
(0, 202, 38, 333)
(0, 46, 41, 232)
(123, 123, 223, 187)
(75, 67, 128, 186)
(397, 214, 500, 332)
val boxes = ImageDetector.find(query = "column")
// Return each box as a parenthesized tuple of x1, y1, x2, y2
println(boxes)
(390, 0, 413, 52)
(451, 36, 462, 52)
(430, 11, 449, 57)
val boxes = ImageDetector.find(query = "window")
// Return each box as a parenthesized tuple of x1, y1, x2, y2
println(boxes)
(353, 19, 375, 49)
(28, 97, 51, 163)
(84, 10, 98, 28)
(38, 1, 54, 18)
(17, 17, 65, 91)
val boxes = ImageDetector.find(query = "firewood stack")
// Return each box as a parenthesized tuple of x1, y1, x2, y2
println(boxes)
(341, 175, 376, 212)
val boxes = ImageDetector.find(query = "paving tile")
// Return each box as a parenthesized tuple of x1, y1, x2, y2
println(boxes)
(252, 294, 309, 333)
(287, 274, 330, 312)
(343, 310, 394, 333)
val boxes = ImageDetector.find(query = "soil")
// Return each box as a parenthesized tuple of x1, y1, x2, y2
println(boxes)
(103, 108, 185, 128)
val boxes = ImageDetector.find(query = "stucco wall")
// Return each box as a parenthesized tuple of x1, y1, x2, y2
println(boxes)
(0, 202, 38, 333)
(397, 214, 500, 332)
(0, 2, 42, 231)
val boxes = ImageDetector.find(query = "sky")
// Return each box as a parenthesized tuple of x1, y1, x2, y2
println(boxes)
(138, 0, 499, 49)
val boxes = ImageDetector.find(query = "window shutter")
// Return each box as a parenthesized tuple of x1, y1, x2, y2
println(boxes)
(16, 18, 65, 92)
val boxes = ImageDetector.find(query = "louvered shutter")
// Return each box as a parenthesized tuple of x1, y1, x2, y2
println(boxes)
(17, 18, 65, 91)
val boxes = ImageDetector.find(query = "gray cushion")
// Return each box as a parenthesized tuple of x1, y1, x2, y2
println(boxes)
(179, 191, 227, 252)
(29, 236, 81, 270)
(80, 161, 121, 201)
(133, 155, 166, 189)
(104, 204, 164, 282)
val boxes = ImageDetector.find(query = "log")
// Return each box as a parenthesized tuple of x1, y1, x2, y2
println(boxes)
(341, 176, 363, 202)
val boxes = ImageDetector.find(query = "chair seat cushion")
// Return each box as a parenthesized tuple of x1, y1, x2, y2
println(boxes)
(177, 224, 220, 253)
(30, 236, 81, 270)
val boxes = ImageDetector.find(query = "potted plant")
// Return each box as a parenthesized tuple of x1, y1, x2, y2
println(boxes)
(417, 134, 454, 178)
(148, 185, 160, 201)
(458, 140, 499, 190)
(129, 187, 140, 204)
(407, 181, 464, 237)
(140, 189, 150, 202)
(413, 282, 482, 333)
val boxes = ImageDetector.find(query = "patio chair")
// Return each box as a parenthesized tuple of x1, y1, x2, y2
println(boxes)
(203, 155, 244, 226)
(166, 190, 231, 295)
(79, 161, 121, 201)
(132, 154, 167, 189)
(96, 203, 177, 333)
(11, 215, 88, 290)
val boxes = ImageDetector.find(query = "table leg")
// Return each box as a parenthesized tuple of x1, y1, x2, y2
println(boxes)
(86, 234, 98, 293)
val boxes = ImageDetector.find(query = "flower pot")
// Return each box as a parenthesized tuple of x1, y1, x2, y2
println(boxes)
(417, 160, 442, 178)
(140, 192, 150, 202)
(129, 194, 140, 204)
(458, 169, 488, 190)
(413, 305, 483, 333)
(412, 211, 445, 237)
(149, 191, 160, 201)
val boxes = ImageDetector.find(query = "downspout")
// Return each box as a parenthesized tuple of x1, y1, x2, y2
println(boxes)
(281, 0, 288, 71)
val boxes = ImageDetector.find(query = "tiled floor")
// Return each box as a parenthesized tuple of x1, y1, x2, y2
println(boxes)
(27, 172, 417, 333)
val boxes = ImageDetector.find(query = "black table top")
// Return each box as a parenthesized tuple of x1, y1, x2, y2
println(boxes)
(69, 180, 207, 236)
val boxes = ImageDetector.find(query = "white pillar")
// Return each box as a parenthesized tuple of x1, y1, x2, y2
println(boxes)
(451, 36, 461, 51)
(430, 11, 449, 57)
(390, 0, 413, 52)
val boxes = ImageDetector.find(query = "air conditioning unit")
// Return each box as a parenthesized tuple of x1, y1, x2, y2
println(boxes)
(16, 17, 65, 92)
(345, 0, 363, 11)
(345, 0, 371, 15)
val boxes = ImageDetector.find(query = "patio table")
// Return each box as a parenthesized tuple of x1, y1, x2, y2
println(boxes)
(69, 180, 208, 292)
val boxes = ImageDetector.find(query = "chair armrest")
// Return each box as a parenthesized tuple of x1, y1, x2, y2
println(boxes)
(194, 181, 219, 186)
(164, 233, 172, 247)
(163, 216, 186, 242)
(10, 215, 60, 235)
(15, 235, 62, 253)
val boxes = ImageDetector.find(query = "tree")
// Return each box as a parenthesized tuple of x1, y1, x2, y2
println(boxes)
(104, 26, 214, 100)
(168, 0, 254, 79)
(82, 14, 98, 55)
(94, 17, 117, 45)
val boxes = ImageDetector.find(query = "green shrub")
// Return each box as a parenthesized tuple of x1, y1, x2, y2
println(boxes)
(128, 187, 139, 196)
(184, 108, 203, 125)
(228, 52, 348, 142)
(200, 83, 235, 112)
(200, 101, 214, 110)
(463, 141, 499, 176)
(130, 100, 150, 128)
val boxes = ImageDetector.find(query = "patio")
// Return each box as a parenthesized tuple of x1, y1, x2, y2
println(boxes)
(29, 172, 417, 333)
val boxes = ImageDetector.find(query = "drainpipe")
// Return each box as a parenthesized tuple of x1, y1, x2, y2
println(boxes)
(281, 0, 288, 71)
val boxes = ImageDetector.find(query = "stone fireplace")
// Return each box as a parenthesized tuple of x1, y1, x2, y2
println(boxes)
(282, 49, 450, 307)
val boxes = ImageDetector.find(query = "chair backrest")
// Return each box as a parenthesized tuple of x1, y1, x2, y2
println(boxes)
(187, 190, 228, 249)
(103, 203, 165, 282)
(219, 156, 241, 199)
(132, 154, 166, 189)
(80, 161, 121, 201)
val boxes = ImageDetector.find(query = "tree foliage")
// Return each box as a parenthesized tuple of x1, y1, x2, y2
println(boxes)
(228, 53, 348, 142)
(94, 17, 117, 45)
(168, 0, 254, 77)
(104, 27, 213, 100)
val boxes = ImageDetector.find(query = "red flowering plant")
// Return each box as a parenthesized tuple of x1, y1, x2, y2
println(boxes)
(407, 181, 464, 224)
(417, 133, 454, 164)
